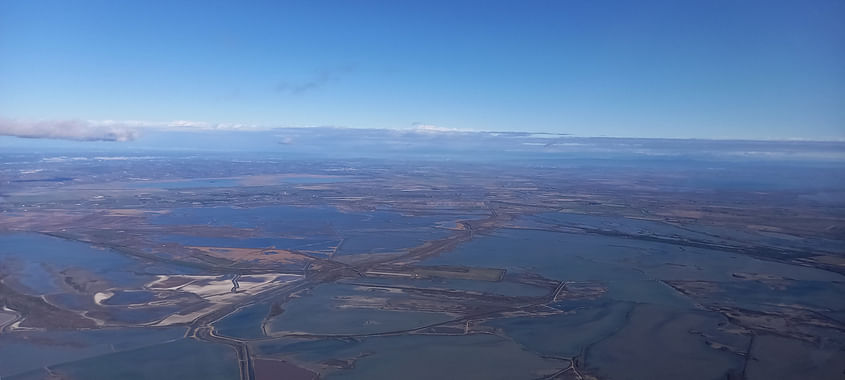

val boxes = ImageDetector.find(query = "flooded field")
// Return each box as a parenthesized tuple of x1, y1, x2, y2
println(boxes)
(0, 327, 187, 377)
(150, 206, 462, 258)
(1, 153, 843, 379)
(264, 283, 457, 336)
(8, 339, 240, 380)
(255, 334, 565, 380)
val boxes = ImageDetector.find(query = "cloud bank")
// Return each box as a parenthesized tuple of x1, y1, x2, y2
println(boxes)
(0, 118, 271, 142)
(0, 118, 140, 142)
(410, 122, 474, 134)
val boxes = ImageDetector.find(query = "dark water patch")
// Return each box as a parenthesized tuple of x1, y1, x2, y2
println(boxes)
(336, 230, 450, 255)
(674, 279, 845, 318)
(151, 206, 457, 235)
(256, 334, 564, 380)
(11, 338, 239, 380)
(487, 300, 632, 357)
(101, 290, 159, 306)
(214, 302, 270, 339)
(254, 358, 317, 380)
(152, 206, 466, 256)
(0, 233, 145, 291)
(265, 283, 453, 335)
(746, 334, 845, 380)
(90, 305, 186, 325)
(0, 327, 186, 377)
(156, 234, 337, 255)
(586, 304, 746, 380)
(0, 233, 200, 294)
(423, 228, 842, 285)
(340, 275, 549, 297)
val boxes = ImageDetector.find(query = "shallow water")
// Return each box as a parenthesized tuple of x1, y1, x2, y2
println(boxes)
(265, 283, 455, 336)
(0, 233, 154, 293)
(487, 300, 633, 357)
(423, 227, 843, 284)
(256, 334, 565, 380)
(586, 304, 746, 380)
(9, 338, 239, 380)
(151, 206, 465, 257)
(341, 275, 550, 297)
(214, 302, 271, 339)
(0, 327, 187, 377)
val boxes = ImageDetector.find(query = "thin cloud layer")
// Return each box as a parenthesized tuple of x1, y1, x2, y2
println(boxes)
(0, 118, 270, 142)
(0, 119, 140, 142)
(410, 122, 474, 134)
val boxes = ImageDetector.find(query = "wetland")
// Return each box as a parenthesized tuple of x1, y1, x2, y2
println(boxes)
(1, 148, 843, 379)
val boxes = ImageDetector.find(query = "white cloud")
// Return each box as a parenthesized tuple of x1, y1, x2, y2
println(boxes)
(96, 119, 263, 130)
(410, 123, 474, 134)
(0, 118, 140, 142)
(0, 117, 273, 142)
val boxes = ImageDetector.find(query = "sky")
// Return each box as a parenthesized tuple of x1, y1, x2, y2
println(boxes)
(1, 0, 843, 140)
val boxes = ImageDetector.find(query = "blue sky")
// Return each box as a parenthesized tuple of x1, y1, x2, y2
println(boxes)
(1, 0, 843, 140)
